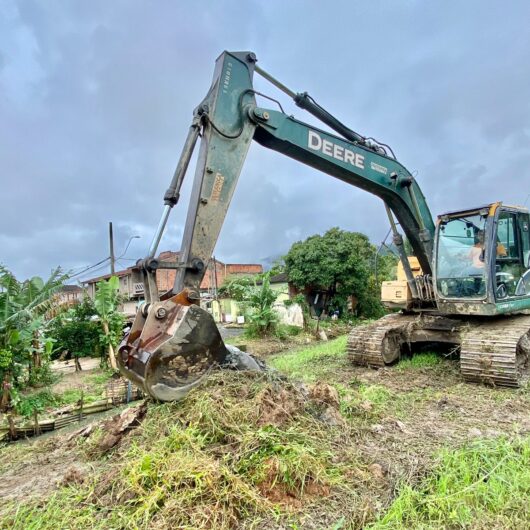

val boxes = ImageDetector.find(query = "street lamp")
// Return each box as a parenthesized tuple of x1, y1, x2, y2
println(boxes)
(118, 235, 141, 259)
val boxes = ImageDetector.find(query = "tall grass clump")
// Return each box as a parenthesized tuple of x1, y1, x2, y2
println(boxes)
(269, 335, 348, 381)
(371, 435, 530, 529)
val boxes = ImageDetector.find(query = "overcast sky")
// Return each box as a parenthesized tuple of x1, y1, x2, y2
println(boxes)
(2, 0, 530, 281)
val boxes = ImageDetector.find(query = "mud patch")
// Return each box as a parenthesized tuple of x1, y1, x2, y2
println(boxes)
(0, 438, 89, 505)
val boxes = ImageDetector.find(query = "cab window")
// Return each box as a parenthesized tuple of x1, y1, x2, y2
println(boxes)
(495, 212, 530, 298)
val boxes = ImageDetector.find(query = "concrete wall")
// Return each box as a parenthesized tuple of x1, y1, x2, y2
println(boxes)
(270, 282, 289, 303)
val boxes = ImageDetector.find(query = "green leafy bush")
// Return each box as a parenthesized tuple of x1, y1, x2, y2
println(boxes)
(0, 265, 66, 410)
(48, 298, 101, 359)
(220, 273, 279, 338)
(14, 390, 61, 417)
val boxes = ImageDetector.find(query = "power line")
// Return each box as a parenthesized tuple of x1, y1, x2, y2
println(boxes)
(75, 263, 114, 282)
(116, 259, 135, 268)
(69, 257, 110, 278)
(68, 258, 111, 280)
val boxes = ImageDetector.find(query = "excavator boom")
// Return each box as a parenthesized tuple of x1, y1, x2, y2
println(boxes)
(119, 51, 438, 400)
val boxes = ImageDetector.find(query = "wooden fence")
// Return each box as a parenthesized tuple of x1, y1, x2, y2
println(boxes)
(0, 378, 143, 442)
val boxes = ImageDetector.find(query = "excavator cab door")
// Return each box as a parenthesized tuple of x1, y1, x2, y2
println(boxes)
(493, 208, 530, 300)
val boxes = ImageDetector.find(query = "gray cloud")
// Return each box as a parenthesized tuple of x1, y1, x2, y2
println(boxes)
(1, 0, 530, 280)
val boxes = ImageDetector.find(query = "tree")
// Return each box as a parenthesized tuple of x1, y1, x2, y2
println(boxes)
(218, 276, 254, 302)
(94, 276, 124, 370)
(48, 297, 101, 368)
(0, 265, 66, 410)
(268, 258, 285, 277)
(284, 227, 397, 318)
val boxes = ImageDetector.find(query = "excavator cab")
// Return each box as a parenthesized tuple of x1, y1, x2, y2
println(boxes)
(434, 203, 530, 315)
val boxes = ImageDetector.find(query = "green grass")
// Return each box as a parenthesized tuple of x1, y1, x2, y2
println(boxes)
(394, 352, 443, 371)
(87, 370, 114, 387)
(58, 388, 101, 405)
(269, 337, 432, 423)
(14, 390, 62, 417)
(15, 369, 115, 417)
(269, 337, 437, 422)
(269, 335, 348, 381)
(371, 435, 530, 529)
(5, 339, 526, 529)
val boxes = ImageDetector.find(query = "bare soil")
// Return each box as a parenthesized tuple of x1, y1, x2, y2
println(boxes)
(0, 438, 89, 504)
(342, 360, 530, 494)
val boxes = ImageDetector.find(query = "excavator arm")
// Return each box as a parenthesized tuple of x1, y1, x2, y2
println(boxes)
(118, 51, 436, 401)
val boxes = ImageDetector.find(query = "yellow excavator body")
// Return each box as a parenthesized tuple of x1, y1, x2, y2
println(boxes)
(381, 257, 422, 310)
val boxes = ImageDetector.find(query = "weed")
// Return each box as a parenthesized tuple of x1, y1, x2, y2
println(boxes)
(358, 384, 393, 407)
(59, 388, 100, 405)
(14, 390, 61, 417)
(235, 425, 340, 496)
(371, 435, 530, 529)
(88, 370, 114, 386)
(14, 377, 107, 418)
(274, 324, 303, 340)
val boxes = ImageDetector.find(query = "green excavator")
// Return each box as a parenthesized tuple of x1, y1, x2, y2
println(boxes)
(118, 51, 530, 401)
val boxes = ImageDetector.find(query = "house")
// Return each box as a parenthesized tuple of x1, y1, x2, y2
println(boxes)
(55, 285, 84, 307)
(82, 268, 143, 315)
(211, 272, 292, 324)
(154, 251, 263, 302)
(82, 251, 263, 316)
(266, 272, 291, 303)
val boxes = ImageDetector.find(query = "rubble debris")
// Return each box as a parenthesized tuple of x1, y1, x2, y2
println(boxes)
(258, 387, 304, 427)
(96, 402, 147, 453)
(223, 345, 267, 371)
(60, 466, 86, 486)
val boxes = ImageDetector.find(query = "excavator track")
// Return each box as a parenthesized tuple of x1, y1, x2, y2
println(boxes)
(347, 313, 418, 367)
(460, 315, 530, 387)
(348, 312, 530, 387)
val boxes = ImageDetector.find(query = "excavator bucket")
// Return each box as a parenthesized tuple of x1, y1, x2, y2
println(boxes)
(117, 293, 228, 401)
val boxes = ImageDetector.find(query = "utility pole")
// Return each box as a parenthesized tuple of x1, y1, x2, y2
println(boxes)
(109, 221, 115, 275)
(212, 256, 218, 299)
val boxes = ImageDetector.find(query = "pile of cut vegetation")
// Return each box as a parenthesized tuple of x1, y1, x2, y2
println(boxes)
(2, 371, 388, 529)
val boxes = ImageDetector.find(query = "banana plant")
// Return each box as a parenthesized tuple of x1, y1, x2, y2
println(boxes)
(94, 276, 122, 370)
(0, 265, 66, 410)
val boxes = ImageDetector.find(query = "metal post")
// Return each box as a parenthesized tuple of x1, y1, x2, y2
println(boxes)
(109, 222, 115, 274)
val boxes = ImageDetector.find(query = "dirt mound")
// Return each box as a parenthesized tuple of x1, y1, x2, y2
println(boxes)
(257, 386, 304, 426)
(0, 372, 365, 529)
(308, 381, 340, 408)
